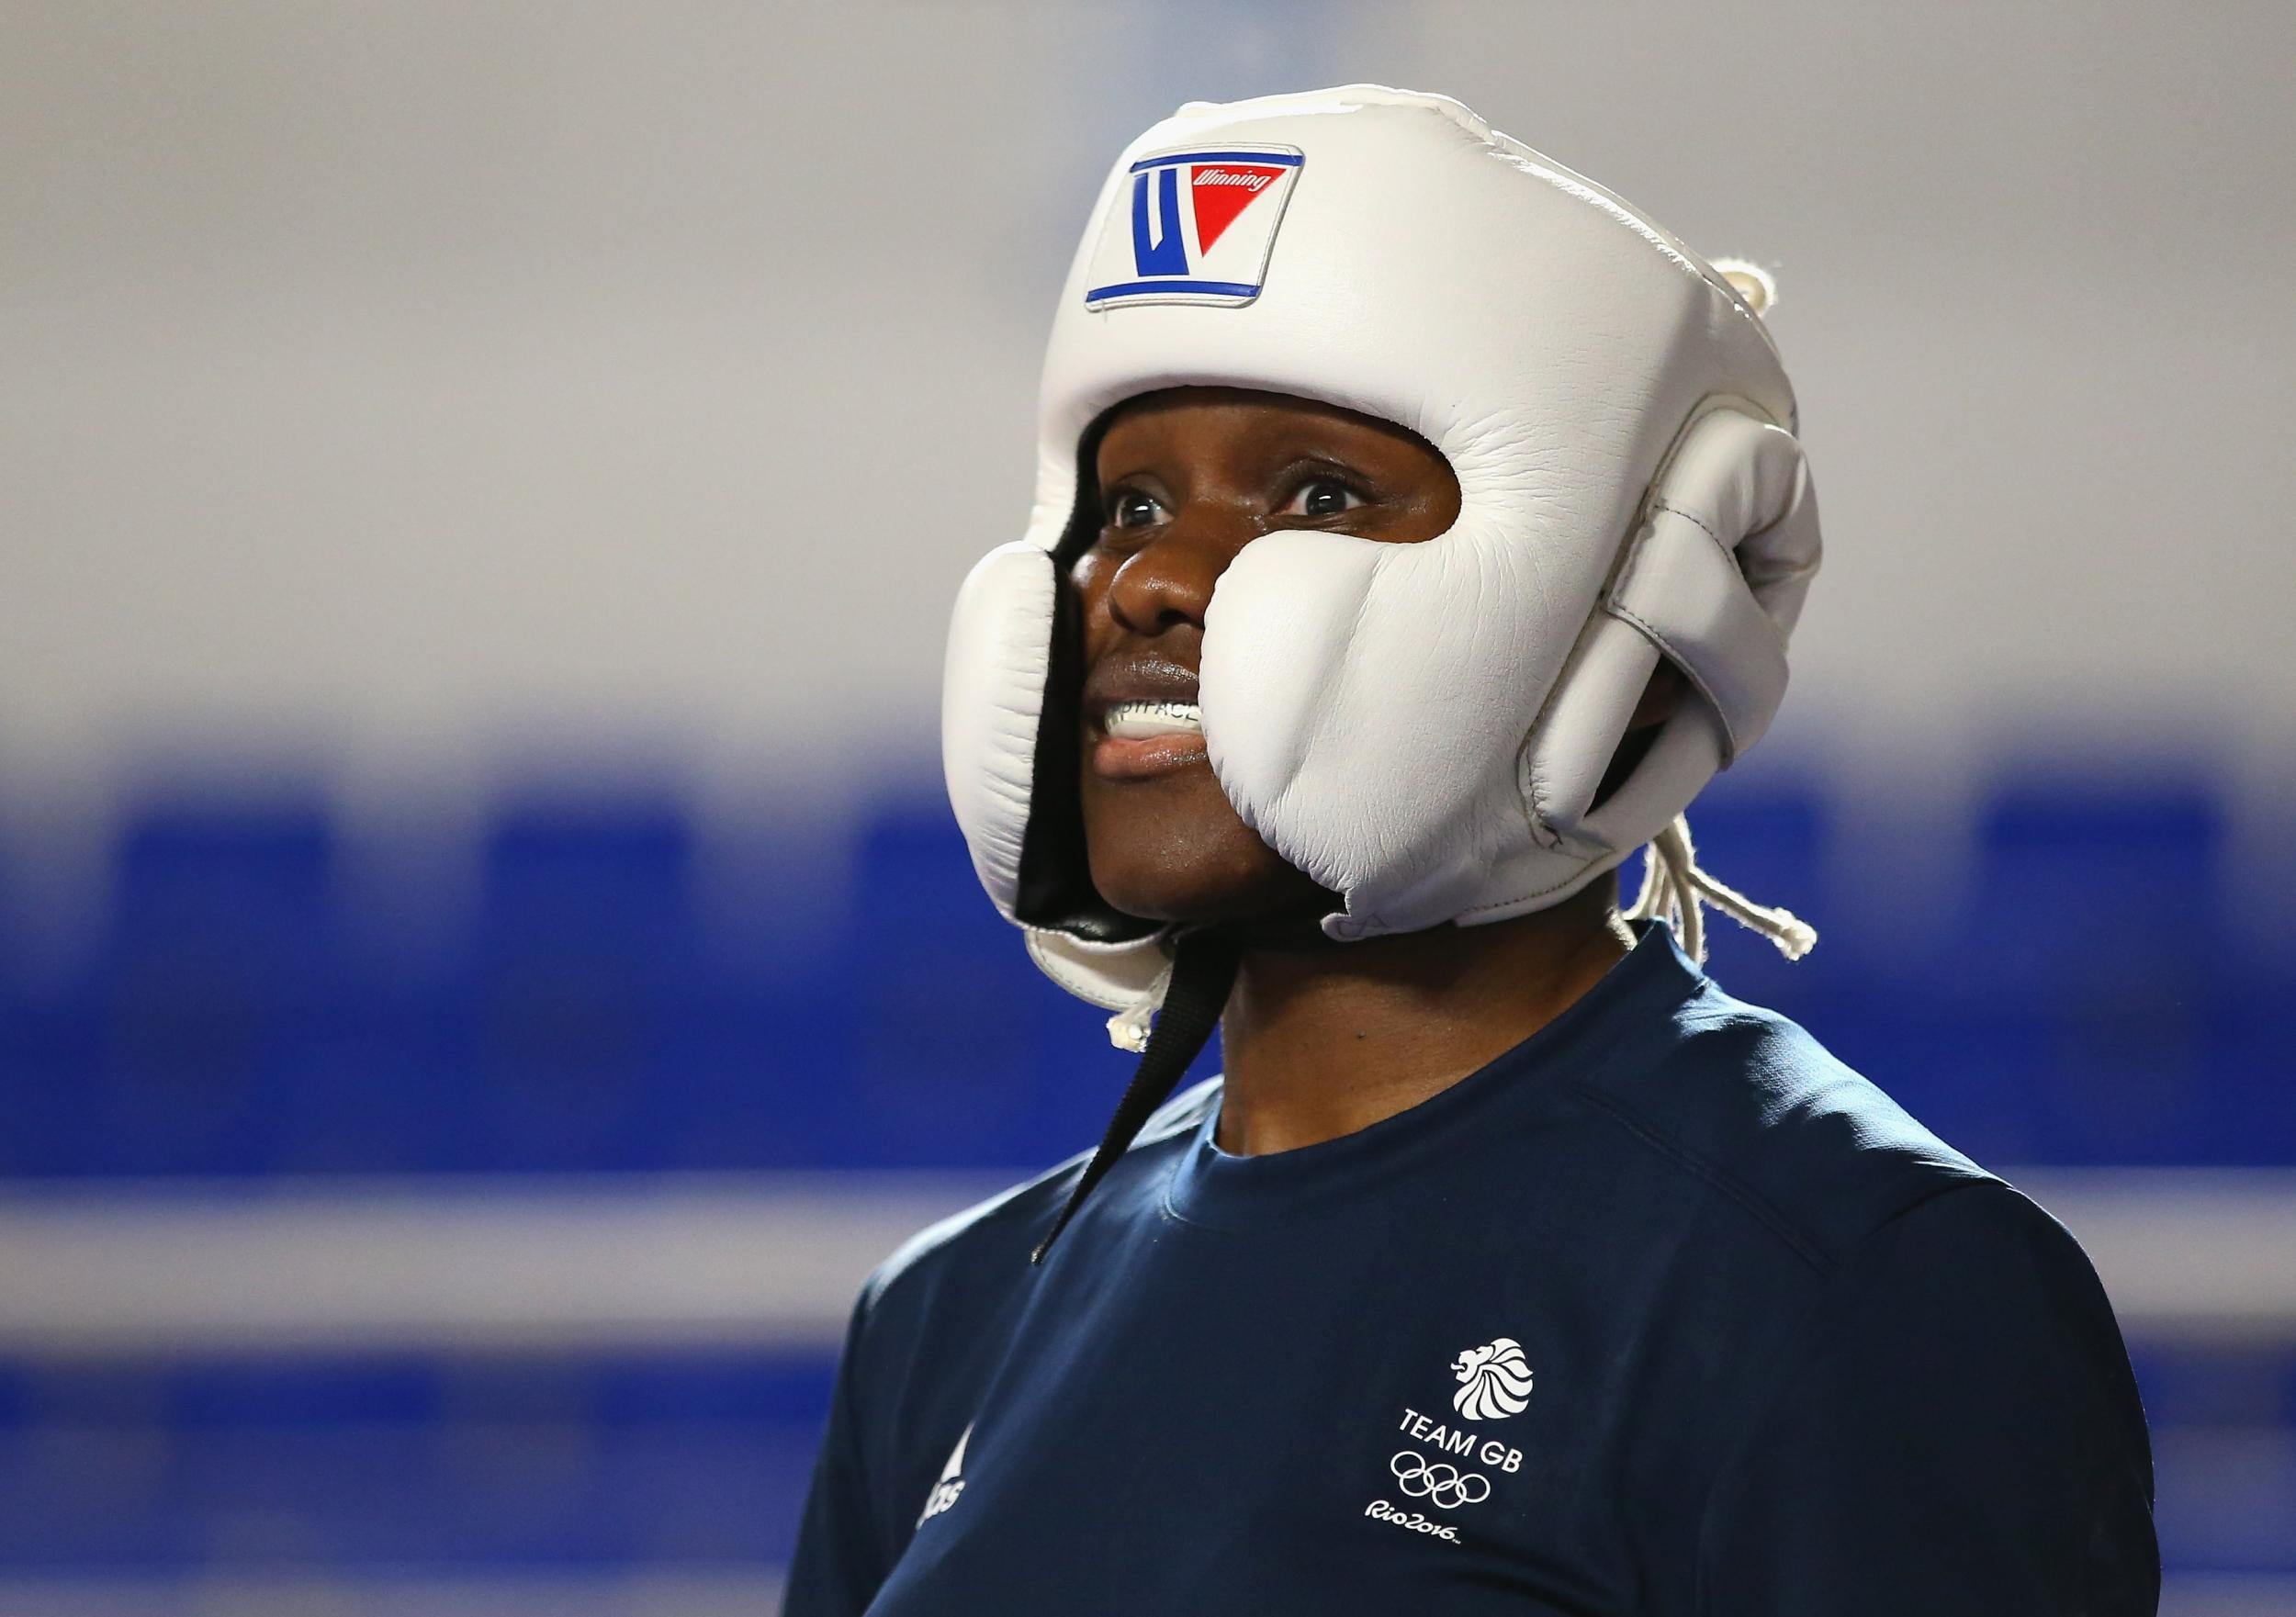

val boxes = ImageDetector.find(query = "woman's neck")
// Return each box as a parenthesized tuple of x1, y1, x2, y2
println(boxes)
(1213, 881, 1631, 1157)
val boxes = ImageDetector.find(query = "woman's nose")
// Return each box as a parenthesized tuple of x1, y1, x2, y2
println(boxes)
(1105, 506, 1255, 637)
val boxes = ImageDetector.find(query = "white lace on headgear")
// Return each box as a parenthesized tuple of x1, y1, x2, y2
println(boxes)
(1623, 814, 1818, 966)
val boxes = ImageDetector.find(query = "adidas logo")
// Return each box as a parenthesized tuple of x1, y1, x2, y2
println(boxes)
(917, 1423, 971, 1526)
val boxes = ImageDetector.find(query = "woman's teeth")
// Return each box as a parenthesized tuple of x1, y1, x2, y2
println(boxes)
(1102, 700, 1203, 739)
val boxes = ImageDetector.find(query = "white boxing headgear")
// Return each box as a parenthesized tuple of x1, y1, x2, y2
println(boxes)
(942, 84, 1822, 1046)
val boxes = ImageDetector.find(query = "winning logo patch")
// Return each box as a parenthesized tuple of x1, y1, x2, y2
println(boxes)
(1083, 144, 1304, 310)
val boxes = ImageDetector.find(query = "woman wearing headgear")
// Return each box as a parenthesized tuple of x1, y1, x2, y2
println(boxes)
(786, 85, 2158, 1616)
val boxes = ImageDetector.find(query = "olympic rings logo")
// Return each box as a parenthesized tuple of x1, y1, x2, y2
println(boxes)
(1389, 1451, 1491, 1510)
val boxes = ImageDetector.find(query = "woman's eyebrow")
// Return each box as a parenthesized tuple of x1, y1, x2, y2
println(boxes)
(1096, 465, 1169, 490)
(1269, 450, 1378, 486)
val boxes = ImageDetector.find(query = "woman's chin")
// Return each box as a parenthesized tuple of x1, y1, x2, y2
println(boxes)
(1087, 841, 1329, 929)
(1080, 769, 1334, 926)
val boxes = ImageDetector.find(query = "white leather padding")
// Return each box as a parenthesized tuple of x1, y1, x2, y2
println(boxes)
(1027, 928, 1171, 1014)
(944, 539, 1177, 1011)
(942, 84, 1825, 1003)
(1602, 408, 1818, 761)
(1518, 407, 1817, 859)
(1516, 613, 1667, 848)
(1466, 407, 1816, 933)
(1202, 511, 1559, 941)
(941, 541, 1056, 920)
(1026, 89, 1803, 949)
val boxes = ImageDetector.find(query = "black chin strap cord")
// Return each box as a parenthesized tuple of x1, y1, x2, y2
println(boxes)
(1030, 926, 1242, 1264)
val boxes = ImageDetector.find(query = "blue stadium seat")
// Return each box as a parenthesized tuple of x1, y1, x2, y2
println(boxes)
(1829, 769, 2264, 1167)
(828, 802, 1065, 1166)
(1964, 772, 2225, 1001)
(0, 1353, 830, 1570)
(73, 801, 341, 1176)
(444, 801, 711, 1172)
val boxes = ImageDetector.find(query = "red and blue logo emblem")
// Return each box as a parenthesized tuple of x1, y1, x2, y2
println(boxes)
(1084, 144, 1304, 310)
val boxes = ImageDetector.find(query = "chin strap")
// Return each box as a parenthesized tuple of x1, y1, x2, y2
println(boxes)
(1033, 925, 1242, 1265)
(1625, 814, 1818, 965)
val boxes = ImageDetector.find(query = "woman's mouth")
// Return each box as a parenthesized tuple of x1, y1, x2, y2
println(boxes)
(1091, 700, 1207, 780)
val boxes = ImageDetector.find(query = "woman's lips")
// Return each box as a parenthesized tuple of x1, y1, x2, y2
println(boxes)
(1090, 700, 1207, 780)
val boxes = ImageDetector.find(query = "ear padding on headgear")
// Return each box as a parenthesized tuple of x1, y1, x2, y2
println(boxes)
(944, 536, 1169, 1016)
(942, 540, 1057, 922)
(1525, 403, 1821, 859)
(1607, 405, 1818, 759)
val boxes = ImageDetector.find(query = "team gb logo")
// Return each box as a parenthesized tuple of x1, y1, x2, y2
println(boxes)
(1451, 1338, 1535, 1420)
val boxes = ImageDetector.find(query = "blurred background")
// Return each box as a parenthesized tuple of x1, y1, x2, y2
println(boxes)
(3, 1, 2292, 1612)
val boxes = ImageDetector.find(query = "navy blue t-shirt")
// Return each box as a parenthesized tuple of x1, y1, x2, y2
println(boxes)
(784, 925, 2159, 1614)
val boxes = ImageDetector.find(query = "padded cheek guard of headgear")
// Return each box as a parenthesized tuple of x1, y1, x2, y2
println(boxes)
(941, 84, 1822, 1042)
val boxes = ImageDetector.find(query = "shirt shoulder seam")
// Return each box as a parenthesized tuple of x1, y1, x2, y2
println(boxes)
(1561, 1077, 1835, 1273)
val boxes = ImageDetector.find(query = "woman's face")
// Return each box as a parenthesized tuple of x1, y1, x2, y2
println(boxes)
(1071, 386, 1462, 926)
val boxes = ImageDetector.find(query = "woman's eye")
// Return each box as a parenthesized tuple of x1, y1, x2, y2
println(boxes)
(1283, 477, 1367, 519)
(1109, 489, 1164, 529)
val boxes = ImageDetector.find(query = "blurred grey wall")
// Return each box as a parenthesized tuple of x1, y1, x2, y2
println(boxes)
(5, 0, 2291, 825)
